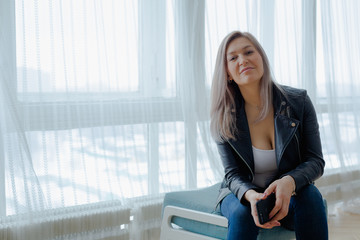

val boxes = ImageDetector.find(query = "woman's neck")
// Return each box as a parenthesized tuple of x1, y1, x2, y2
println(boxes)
(238, 83, 262, 109)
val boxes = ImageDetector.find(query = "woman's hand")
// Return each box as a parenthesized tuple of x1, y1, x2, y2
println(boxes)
(264, 175, 296, 222)
(244, 189, 281, 229)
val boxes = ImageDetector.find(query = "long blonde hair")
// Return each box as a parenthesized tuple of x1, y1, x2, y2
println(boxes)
(210, 31, 275, 142)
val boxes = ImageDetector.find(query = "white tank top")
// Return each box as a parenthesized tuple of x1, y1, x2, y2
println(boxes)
(252, 146, 278, 188)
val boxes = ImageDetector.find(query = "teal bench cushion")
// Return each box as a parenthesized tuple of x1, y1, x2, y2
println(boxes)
(163, 183, 228, 239)
(162, 183, 310, 240)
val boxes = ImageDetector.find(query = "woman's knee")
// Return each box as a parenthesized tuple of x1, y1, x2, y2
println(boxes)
(291, 184, 328, 239)
(291, 184, 328, 225)
(294, 184, 325, 208)
(230, 203, 253, 225)
(221, 194, 254, 226)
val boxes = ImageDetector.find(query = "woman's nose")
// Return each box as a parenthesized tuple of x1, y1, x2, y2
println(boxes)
(237, 56, 247, 66)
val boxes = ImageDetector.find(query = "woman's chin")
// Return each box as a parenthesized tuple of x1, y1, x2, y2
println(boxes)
(234, 78, 261, 87)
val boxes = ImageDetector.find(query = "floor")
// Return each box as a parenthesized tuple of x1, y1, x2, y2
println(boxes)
(328, 210, 360, 239)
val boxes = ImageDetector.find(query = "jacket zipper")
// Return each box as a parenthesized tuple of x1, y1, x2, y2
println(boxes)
(294, 134, 301, 161)
(278, 131, 298, 163)
(228, 141, 254, 179)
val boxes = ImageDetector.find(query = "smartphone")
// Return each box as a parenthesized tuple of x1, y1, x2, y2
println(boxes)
(256, 192, 276, 224)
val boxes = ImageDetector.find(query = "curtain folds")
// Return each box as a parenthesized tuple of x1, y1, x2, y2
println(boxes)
(0, 0, 359, 239)
(174, 0, 223, 188)
(318, 0, 360, 213)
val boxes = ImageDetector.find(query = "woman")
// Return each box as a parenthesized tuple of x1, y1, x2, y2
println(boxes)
(210, 31, 328, 239)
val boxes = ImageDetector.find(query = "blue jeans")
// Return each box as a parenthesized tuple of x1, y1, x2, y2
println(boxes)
(220, 184, 328, 240)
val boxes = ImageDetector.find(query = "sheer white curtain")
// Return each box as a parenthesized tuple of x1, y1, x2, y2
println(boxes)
(317, 0, 360, 213)
(1, 0, 360, 239)
(0, 0, 220, 239)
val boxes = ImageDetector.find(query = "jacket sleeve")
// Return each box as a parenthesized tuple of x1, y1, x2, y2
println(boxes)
(284, 93, 325, 192)
(217, 141, 261, 202)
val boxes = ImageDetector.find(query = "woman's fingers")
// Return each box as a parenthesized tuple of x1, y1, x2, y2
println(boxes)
(269, 198, 289, 220)
(263, 183, 276, 197)
(269, 197, 282, 219)
(252, 209, 280, 229)
(249, 193, 281, 229)
(263, 220, 281, 229)
(264, 177, 294, 221)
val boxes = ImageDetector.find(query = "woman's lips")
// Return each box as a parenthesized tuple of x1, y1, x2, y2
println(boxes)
(240, 67, 253, 74)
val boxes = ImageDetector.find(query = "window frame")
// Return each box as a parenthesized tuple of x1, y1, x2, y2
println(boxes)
(2, 0, 353, 217)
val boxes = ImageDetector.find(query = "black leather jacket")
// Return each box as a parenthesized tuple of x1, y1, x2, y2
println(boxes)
(216, 84, 325, 206)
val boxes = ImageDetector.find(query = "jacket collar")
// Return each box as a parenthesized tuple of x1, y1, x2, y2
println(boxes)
(228, 101, 254, 171)
(228, 84, 299, 170)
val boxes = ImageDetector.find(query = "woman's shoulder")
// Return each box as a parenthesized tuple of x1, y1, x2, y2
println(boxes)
(277, 84, 307, 98)
(275, 84, 315, 117)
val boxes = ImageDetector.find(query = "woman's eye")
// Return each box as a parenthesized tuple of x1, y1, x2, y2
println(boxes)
(246, 50, 254, 55)
(229, 56, 237, 61)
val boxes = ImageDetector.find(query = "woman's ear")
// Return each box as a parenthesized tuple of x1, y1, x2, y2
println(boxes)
(227, 75, 233, 83)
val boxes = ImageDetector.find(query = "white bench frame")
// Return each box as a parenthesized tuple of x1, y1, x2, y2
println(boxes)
(160, 205, 228, 240)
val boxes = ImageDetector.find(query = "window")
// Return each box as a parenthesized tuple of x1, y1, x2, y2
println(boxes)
(2, 0, 212, 216)
(2, 0, 359, 218)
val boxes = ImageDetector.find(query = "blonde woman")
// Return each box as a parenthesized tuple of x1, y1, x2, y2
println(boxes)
(210, 31, 328, 239)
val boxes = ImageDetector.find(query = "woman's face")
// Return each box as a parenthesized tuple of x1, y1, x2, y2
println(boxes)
(226, 37, 264, 88)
